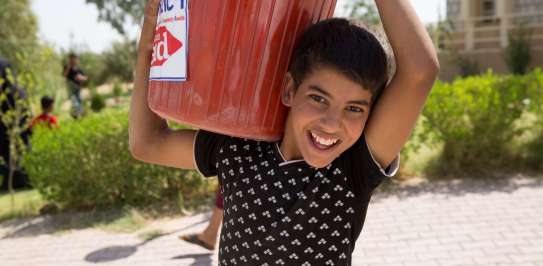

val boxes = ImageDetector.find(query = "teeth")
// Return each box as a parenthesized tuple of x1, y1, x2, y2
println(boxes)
(311, 132, 338, 146)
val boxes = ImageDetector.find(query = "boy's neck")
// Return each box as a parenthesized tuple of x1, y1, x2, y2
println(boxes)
(279, 119, 303, 161)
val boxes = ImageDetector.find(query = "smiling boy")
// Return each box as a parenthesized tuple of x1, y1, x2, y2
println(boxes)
(130, 0, 439, 265)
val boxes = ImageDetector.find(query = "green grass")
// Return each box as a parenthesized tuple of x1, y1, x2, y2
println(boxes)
(95, 208, 148, 233)
(0, 190, 180, 234)
(0, 189, 45, 222)
(36, 206, 154, 236)
(402, 142, 443, 177)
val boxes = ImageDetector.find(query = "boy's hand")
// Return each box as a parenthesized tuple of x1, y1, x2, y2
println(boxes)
(139, 0, 161, 57)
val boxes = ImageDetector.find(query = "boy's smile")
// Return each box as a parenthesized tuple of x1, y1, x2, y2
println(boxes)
(280, 65, 373, 168)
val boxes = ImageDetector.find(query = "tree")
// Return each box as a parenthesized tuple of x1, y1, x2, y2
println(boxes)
(344, 0, 381, 25)
(0, 0, 64, 100)
(1, 58, 32, 211)
(73, 38, 138, 87)
(0, 0, 39, 70)
(85, 0, 146, 35)
(88, 0, 382, 33)
(504, 25, 532, 75)
(102, 39, 138, 82)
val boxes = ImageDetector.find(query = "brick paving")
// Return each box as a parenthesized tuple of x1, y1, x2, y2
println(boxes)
(1, 176, 542, 266)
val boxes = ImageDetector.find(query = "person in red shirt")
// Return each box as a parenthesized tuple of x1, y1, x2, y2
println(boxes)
(31, 96, 58, 129)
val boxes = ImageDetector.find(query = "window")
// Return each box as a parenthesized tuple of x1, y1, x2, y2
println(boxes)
(482, 0, 496, 17)
(514, 0, 543, 13)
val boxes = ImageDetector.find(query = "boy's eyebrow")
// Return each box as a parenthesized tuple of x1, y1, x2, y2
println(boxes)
(308, 85, 332, 98)
(308, 85, 369, 106)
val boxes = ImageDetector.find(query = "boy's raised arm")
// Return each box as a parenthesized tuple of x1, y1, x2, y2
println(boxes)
(129, 0, 197, 169)
(365, 0, 440, 168)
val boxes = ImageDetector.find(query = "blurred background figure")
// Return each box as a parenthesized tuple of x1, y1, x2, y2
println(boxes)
(63, 53, 88, 119)
(30, 96, 58, 130)
(179, 189, 224, 250)
(0, 57, 31, 191)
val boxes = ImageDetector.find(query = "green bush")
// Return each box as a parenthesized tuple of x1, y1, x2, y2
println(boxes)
(23, 109, 212, 209)
(523, 69, 543, 169)
(90, 86, 106, 113)
(420, 70, 535, 175)
(90, 92, 106, 112)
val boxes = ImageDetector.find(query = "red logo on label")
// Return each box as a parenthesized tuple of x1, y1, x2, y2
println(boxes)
(151, 26, 183, 67)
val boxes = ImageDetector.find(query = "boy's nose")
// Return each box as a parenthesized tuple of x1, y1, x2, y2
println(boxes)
(319, 111, 341, 132)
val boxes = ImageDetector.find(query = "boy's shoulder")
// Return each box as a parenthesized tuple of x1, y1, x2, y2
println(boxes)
(32, 113, 58, 127)
(194, 130, 270, 177)
(196, 130, 268, 151)
(195, 129, 399, 184)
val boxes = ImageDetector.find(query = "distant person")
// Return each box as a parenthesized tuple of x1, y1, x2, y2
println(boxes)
(30, 96, 58, 130)
(0, 57, 13, 172)
(63, 53, 88, 119)
(0, 57, 31, 191)
(179, 188, 224, 250)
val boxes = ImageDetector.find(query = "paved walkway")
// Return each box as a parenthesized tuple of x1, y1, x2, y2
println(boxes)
(1, 176, 542, 266)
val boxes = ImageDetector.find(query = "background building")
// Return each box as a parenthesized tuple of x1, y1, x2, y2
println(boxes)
(439, 0, 543, 80)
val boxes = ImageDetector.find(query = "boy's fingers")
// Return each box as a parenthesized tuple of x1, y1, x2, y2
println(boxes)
(139, 0, 161, 52)
(144, 0, 161, 19)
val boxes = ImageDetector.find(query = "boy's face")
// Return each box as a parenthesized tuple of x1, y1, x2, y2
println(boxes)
(69, 57, 78, 66)
(282, 66, 373, 168)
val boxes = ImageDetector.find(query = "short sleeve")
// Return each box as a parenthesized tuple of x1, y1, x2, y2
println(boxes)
(193, 130, 230, 177)
(341, 134, 400, 195)
(50, 116, 59, 127)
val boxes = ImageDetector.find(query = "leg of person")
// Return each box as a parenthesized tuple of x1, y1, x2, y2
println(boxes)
(180, 189, 224, 250)
(68, 82, 82, 119)
(74, 88, 83, 117)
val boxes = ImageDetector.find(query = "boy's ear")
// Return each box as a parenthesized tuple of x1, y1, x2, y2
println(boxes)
(281, 73, 296, 107)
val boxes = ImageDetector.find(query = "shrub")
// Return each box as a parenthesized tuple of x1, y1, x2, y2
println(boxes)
(504, 26, 532, 75)
(23, 109, 212, 209)
(112, 81, 123, 99)
(523, 69, 543, 169)
(90, 92, 106, 112)
(454, 54, 480, 77)
(420, 70, 533, 175)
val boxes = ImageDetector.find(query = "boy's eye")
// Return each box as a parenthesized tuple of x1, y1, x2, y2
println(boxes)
(309, 95, 326, 104)
(346, 105, 364, 113)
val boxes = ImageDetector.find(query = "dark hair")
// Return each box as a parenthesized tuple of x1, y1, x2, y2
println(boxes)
(68, 53, 78, 59)
(289, 18, 389, 103)
(41, 96, 54, 110)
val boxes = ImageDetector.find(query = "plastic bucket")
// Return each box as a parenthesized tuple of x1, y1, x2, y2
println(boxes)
(149, 0, 337, 141)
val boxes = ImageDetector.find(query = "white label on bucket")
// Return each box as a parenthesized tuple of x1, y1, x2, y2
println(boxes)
(150, 0, 189, 81)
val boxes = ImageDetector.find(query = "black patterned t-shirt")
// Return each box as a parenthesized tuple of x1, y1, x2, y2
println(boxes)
(194, 130, 399, 266)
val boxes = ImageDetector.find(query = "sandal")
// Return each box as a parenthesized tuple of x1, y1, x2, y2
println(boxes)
(179, 234, 214, 250)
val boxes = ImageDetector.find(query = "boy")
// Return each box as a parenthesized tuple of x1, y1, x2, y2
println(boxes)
(179, 189, 224, 250)
(130, 0, 439, 265)
(30, 96, 58, 129)
(63, 53, 87, 119)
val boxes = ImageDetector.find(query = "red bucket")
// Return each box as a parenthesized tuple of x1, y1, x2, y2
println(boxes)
(148, 0, 337, 141)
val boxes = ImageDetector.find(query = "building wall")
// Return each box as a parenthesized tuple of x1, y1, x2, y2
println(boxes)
(513, 0, 543, 13)
(438, 49, 543, 81)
